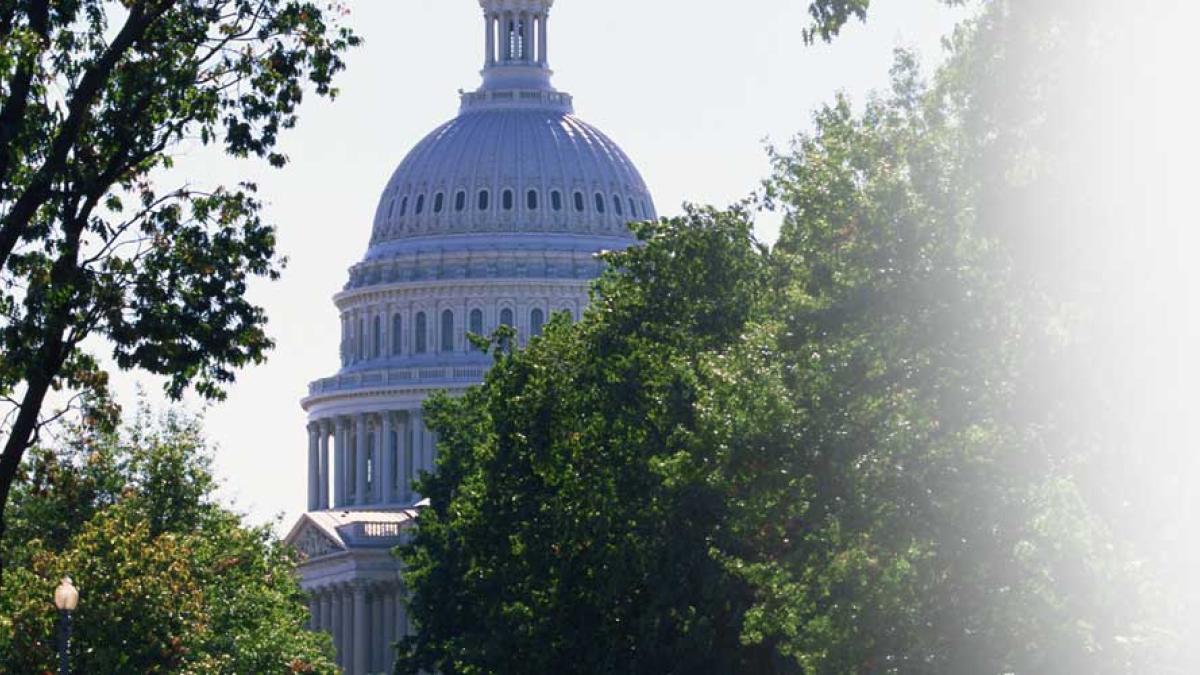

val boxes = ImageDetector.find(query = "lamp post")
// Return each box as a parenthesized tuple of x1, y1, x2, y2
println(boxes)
(53, 577, 78, 675)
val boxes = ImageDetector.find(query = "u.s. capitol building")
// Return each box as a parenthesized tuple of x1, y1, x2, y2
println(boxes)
(284, 1, 657, 672)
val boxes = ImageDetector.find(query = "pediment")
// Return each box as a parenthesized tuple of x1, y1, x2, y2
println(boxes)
(287, 519, 345, 562)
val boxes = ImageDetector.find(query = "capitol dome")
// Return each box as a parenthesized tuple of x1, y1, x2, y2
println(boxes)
(292, 3, 658, 669)
(370, 101, 656, 247)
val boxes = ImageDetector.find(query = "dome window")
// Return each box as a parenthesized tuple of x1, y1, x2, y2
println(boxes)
(415, 312, 427, 354)
(551, 190, 563, 211)
(478, 189, 490, 210)
(595, 192, 606, 214)
(531, 308, 545, 337)
(455, 190, 467, 212)
(434, 192, 445, 213)
(629, 197, 637, 218)
(399, 196, 409, 217)
(502, 189, 514, 211)
(527, 190, 539, 210)
(573, 191, 585, 212)
(392, 314, 403, 355)
(441, 310, 455, 352)
(415, 194, 426, 215)
(613, 194, 623, 216)
(387, 200, 395, 218)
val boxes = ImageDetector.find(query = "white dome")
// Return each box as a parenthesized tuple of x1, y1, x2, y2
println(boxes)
(369, 101, 656, 248)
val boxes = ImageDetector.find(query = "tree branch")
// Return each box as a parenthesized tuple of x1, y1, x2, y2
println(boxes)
(0, 1, 173, 271)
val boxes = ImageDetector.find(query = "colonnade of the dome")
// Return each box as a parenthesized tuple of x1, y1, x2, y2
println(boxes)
(305, 408, 434, 511)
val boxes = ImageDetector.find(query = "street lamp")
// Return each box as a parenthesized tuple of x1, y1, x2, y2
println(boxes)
(53, 577, 78, 675)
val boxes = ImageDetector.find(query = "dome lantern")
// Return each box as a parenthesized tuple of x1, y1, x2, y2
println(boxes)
(478, 0, 556, 93)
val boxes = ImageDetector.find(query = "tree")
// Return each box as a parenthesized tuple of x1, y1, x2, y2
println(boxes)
(0, 405, 337, 673)
(398, 209, 785, 675)
(397, 3, 1172, 672)
(0, 0, 359, 584)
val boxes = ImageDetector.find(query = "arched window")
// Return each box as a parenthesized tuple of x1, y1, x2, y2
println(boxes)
(415, 312, 427, 354)
(387, 200, 395, 218)
(527, 190, 539, 210)
(531, 308, 545, 337)
(455, 190, 467, 212)
(500, 307, 514, 327)
(502, 189, 514, 211)
(629, 197, 637, 218)
(399, 196, 409, 217)
(551, 190, 563, 211)
(392, 314, 403, 355)
(574, 191, 585, 212)
(441, 310, 455, 352)
(433, 192, 445, 213)
(469, 308, 484, 350)
(613, 194, 623, 216)
(373, 315, 382, 358)
(478, 189, 490, 210)
(415, 194, 425, 215)
(595, 192, 606, 213)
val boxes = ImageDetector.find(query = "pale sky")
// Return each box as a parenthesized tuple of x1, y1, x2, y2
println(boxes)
(110, 0, 967, 531)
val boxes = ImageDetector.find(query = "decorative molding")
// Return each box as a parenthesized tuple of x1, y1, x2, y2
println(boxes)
(291, 522, 344, 562)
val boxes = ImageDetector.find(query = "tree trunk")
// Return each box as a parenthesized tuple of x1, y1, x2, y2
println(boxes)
(0, 370, 54, 590)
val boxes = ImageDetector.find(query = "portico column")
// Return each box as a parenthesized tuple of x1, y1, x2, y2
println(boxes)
(383, 585, 396, 672)
(353, 583, 368, 675)
(333, 418, 347, 507)
(321, 591, 332, 634)
(398, 586, 409, 637)
(355, 414, 369, 506)
(381, 412, 395, 504)
(307, 423, 320, 511)
(319, 421, 331, 509)
(330, 589, 343, 665)
(372, 587, 385, 672)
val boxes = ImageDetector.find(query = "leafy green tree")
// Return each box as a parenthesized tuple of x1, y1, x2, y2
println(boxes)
(398, 209, 784, 675)
(0, 406, 336, 673)
(397, 3, 1171, 673)
(0, 0, 359, 584)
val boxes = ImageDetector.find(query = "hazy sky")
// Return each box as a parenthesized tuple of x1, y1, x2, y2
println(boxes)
(111, 0, 967, 531)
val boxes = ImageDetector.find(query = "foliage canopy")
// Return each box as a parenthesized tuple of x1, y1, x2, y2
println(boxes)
(397, 2, 1173, 673)
(0, 0, 359, 583)
(0, 405, 337, 673)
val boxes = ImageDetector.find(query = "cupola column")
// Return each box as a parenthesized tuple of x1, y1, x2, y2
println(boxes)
(538, 13, 549, 65)
(485, 11, 495, 66)
(501, 11, 512, 61)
